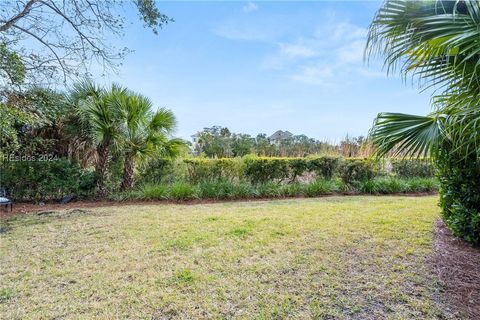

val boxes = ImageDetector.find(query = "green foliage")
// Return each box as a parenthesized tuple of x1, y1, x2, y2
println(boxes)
(137, 158, 174, 184)
(279, 183, 306, 197)
(437, 152, 480, 245)
(184, 158, 243, 183)
(390, 159, 435, 178)
(198, 180, 251, 199)
(0, 43, 25, 85)
(360, 177, 439, 194)
(305, 180, 340, 197)
(255, 182, 284, 198)
(169, 182, 198, 200)
(0, 159, 96, 201)
(307, 156, 341, 180)
(137, 183, 169, 200)
(193, 126, 341, 158)
(127, 176, 436, 202)
(366, 0, 480, 244)
(244, 157, 291, 184)
(338, 159, 377, 185)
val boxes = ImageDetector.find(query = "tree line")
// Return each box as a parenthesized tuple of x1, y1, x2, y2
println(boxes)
(192, 126, 367, 158)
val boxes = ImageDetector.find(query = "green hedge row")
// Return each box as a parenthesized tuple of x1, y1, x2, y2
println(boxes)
(0, 159, 96, 201)
(0, 157, 436, 202)
(169, 157, 434, 185)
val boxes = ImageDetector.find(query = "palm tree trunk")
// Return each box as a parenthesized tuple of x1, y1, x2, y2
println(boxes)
(121, 154, 135, 191)
(96, 144, 110, 197)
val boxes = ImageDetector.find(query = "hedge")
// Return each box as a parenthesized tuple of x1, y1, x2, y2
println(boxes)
(0, 156, 436, 202)
(390, 158, 436, 178)
(138, 156, 435, 185)
(183, 158, 244, 183)
(0, 159, 96, 201)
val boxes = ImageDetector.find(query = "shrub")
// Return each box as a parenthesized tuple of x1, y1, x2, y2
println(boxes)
(0, 159, 96, 201)
(305, 179, 339, 197)
(391, 159, 435, 178)
(289, 158, 309, 182)
(255, 182, 284, 198)
(360, 177, 439, 194)
(339, 158, 377, 185)
(280, 183, 306, 197)
(308, 156, 341, 180)
(405, 177, 439, 193)
(137, 158, 175, 184)
(184, 158, 243, 183)
(360, 177, 406, 194)
(138, 183, 169, 200)
(244, 157, 290, 184)
(437, 153, 480, 245)
(198, 180, 254, 200)
(169, 182, 198, 200)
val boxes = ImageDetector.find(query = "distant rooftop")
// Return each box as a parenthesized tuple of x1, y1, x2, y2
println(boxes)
(269, 130, 293, 141)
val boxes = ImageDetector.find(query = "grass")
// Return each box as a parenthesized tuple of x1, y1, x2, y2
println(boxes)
(114, 177, 439, 201)
(0, 196, 458, 319)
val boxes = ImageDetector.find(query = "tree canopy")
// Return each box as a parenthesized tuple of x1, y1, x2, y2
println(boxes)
(0, 0, 172, 89)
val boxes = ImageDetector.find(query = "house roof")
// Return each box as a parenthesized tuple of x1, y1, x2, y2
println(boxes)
(269, 130, 293, 140)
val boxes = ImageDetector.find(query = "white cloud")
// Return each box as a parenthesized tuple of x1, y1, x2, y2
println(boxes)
(214, 12, 381, 88)
(243, 2, 258, 13)
(289, 65, 336, 87)
(212, 15, 286, 42)
(279, 43, 318, 58)
(336, 39, 365, 64)
(322, 22, 367, 42)
(280, 22, 374, 87)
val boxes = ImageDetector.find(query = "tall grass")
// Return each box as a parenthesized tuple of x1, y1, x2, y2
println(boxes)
(360, 177, 439, 194)
(120, 177, 439, 201)
(170, 182, 198, 200)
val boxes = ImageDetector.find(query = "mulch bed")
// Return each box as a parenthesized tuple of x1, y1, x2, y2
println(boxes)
(433, 219, 480, 319)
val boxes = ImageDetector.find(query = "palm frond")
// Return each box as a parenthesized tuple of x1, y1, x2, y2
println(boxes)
(369, 112, 446, 158)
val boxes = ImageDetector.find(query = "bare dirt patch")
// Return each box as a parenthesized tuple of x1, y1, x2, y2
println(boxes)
(433, 219, 480, 319)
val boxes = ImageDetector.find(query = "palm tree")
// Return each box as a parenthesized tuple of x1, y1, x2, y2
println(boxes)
(113, 92, 183, 190)
(365, 0, 480, 244)
(70, 81, 126, 196)
(366, 0, 480, 157)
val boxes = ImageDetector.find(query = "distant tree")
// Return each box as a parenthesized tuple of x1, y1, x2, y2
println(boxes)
(195, 126, 233, 157)
(253, 133, 273, 156)
(192, 127, 342, 158)
(0, 0, 172, 88)
(339, 135, 364, 157)
(231, 133, 254, 157)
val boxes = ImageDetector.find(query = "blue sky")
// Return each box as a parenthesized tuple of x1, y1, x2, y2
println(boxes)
(101, 1, 433, 142)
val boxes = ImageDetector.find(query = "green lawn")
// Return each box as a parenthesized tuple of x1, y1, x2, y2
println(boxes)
(0, 196, 458, 319)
